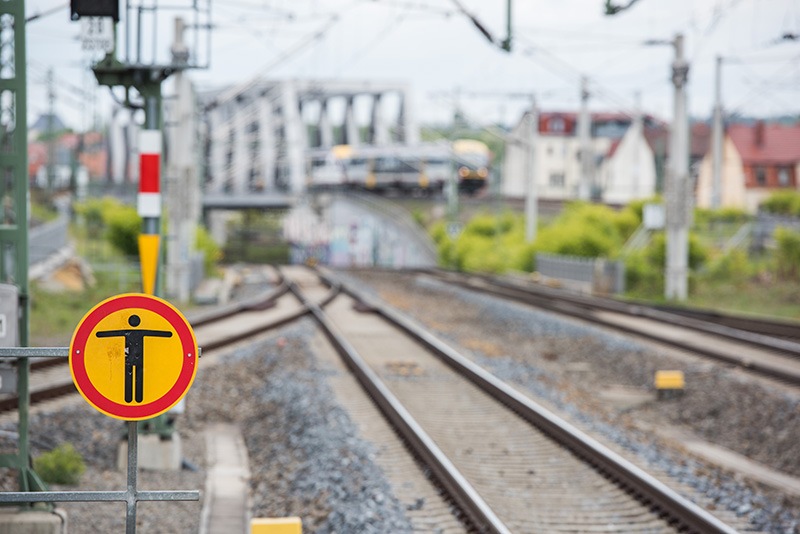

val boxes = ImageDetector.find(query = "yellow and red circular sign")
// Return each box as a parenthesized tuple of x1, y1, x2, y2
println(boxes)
(69, 293, 198, 421)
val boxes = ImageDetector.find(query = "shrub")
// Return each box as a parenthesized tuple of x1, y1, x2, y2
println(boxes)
(624, 231, 710, 297)
(105, 205, 142, 257)
(695, 207, 751, 227)
(535, 219, 616, 258)
(774, 227, 800, 279)
(624, 249, 664, 298)
(760, 190, 800, 217)
(195, 226, 222, 276)
(704, 249, 752, 282)
(74, 197, 120, 238)
(463, 213, 502, 237)
(34, 443, 86, 485)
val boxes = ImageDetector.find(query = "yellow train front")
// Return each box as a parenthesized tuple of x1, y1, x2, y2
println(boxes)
(452, 139, 491, 195)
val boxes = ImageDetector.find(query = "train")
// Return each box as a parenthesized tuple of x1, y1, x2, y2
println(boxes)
(305, 139, 491, 195)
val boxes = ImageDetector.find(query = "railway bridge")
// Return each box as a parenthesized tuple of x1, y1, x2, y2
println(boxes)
(198, 78, 420, 199)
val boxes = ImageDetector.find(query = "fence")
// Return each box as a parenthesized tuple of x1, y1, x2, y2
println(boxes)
(29, 216, 206, 299)
(752, 212, 800, 251)
(536, 252, 625, 295)
(0, 347, 199, 533)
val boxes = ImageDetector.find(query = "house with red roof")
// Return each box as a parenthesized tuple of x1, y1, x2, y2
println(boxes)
(27, 129, 109, 187)
(696, 121, 800, 213)
(502, 110, 662, 204)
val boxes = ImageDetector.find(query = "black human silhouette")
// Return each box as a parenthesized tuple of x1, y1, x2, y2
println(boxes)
(95, 314, 173, 403)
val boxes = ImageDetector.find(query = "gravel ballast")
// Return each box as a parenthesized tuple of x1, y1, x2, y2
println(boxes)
(338, 269, 800, 534)
(2, 267, 799, 533)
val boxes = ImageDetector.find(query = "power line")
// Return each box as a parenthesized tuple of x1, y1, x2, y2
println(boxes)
(25, 2, 68, 23)
(206, 11, 346, 108)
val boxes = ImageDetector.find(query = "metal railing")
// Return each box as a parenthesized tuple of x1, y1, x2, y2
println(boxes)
(752, 212, 800, 251)
(536, 253, 626, 294)
(0, 347, 200, 534)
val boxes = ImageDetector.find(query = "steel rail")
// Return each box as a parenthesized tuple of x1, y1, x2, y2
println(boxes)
(0, 278, 327, 414)
(320, 269, 739, 534)
(435, 271, 800, 385)
(483, 273, 800, 355)
(188, 276, 290, 327)
(287, 278, 513, 534)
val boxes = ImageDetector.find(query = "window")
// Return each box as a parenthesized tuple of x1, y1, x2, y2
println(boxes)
(549, 173, 565, 188)
(550, 117, 565, 133)
(755, 166, 767, 186)
(778, 167, 790, 187)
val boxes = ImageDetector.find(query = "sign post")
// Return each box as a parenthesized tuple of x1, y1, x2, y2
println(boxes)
(69, 293, 198, 533)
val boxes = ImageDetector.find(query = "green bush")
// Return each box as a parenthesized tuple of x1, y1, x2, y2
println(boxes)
(536, 202, 640, 258)
(760, 190, 800, 217)
(536, 219, 617, 258)
(624, 249, 664, 298)
(74, 197, 120, 238)
(624, 231, 710, 297)
(105, 205, 142, 257)
(430, 211, 531, 273)
(704, 249, 753, 282)
(34, 443, 86, 485)
(774, 227, 800, 279)
(195, 226, 223, 276)
(695, 207, 751, 227)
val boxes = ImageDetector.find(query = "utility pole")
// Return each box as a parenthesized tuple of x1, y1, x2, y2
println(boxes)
(577, 76, 592, 201)
(72, 0, 210, 448)
(46, 68, 56, 191)
(665, 33, 690, 301)
(632, 91, 642, 199)
(525, 97, 538, 243)
(0, 0, 49, 497)
(711, 55, 723, 210)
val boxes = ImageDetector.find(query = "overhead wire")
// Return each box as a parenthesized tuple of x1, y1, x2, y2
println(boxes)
(726, 53, 800, 114)
(205, 0, 376, 109)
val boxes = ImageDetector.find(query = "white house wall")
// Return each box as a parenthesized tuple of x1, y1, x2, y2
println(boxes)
(599, 126, 656, 204)
(696, 137, 747, 211)
(503, 126, 617, 201)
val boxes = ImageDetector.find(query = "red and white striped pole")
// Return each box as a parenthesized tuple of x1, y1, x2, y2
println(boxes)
(137, 129, 162, 295)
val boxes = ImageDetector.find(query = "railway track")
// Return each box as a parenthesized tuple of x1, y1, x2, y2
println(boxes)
(1, 265, 780, 531)
(0, 266, 312, 416)
(288, 267, 743, 533)
(427, 269, 800, 386)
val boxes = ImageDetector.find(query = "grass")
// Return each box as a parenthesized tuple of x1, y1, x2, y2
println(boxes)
(688, 277, 800, 321)
(30, 268, 141, 346)
(30, 222, 141, 346)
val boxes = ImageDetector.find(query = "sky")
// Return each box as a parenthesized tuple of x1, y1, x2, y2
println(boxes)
(25, 0, 800, 132)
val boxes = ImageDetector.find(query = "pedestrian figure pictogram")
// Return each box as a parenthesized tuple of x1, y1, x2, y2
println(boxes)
(70, 294, 198, 421)
(95, 314, 173, 403)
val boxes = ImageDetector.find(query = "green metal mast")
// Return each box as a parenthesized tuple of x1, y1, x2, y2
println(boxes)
(0, 0, 48, 495)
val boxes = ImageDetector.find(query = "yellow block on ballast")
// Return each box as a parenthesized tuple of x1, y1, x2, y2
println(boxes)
(654, 370, 685, 390)
(251, 517, 302, 534)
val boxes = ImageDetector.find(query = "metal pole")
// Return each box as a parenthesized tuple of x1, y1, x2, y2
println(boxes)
(503, 0, 512, 51)
(46, 68, 56, 191)
(448, 152, 458, 222)
(126, 421, 138, 534)
(665, 34, 690, 301)
(142, 94, 161, 265)
(711, 55, 723, 210)
(632, 91, 642, 199)
(525, 98, 538, 243)
(577, 76, 592, 201)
